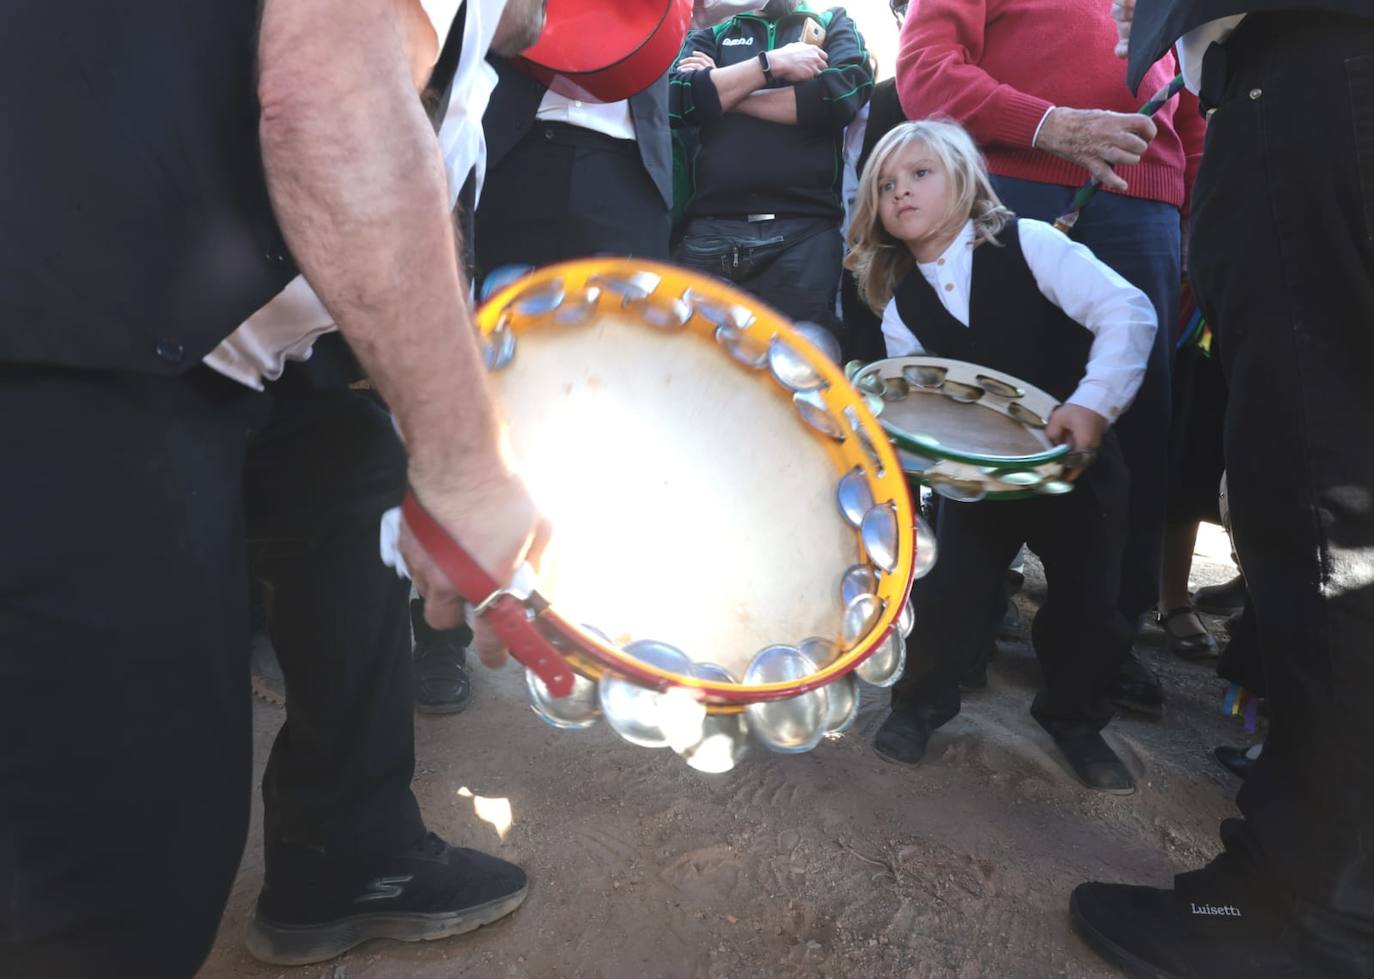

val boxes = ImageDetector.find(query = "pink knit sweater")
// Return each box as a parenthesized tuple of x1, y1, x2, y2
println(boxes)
(895, 0, 1206, 210)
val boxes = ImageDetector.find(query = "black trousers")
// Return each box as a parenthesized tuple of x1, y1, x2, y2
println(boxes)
(1187, 10, 1374, 960)
(475, 121, 670, 289)
(890, 438, 1131, 738)
(0, 365, 421, 978)
(674, 215, 844, 330)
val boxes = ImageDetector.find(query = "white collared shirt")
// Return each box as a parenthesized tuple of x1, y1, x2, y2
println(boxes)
(535, 91, 636, 140)
(880, 220, 1157, 421)
(204, 0, 504, 391)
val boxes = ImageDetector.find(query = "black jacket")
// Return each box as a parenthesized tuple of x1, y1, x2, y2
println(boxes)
(670, 6, 873, 220)
(1126, 0, 1374, 91)
(482, 58, 674, 210)
(0, 3, 463, 375)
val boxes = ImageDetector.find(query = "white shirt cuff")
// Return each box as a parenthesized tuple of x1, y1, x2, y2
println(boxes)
(1064, 380, 1123, 423)
(1030, 106, 1056, 149)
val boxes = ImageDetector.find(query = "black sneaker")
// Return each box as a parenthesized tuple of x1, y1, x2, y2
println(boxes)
(1071, 825, 1304, 978)
(247, 833, 528, 966)
(1108, 651, 1165, 717)
(411, 598, 472, 715)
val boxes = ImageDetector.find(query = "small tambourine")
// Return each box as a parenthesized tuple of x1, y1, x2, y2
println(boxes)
(405, 260, 924, 773)
(850, 356, 1087, 502)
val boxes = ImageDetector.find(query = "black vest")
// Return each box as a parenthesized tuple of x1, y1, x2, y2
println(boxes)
(892, 221, 1092, 405)
(0, 2, 463, 375)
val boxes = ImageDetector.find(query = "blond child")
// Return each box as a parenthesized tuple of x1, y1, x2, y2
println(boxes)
(846, 120, 1157, 791)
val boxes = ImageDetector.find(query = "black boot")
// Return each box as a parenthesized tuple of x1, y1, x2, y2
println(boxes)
(1108, 651, 1165, 717)
(411, 598, 472, 715)
(873, 709, 935, 765)
(1055, 730, 1134, 794)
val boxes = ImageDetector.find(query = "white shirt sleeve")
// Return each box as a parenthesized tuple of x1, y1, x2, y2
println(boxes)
(1016, 219, 1158, 421)
(880, 297, 925, 357)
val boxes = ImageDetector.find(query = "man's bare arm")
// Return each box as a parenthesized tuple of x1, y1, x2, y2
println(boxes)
(257, 0, 543, 632)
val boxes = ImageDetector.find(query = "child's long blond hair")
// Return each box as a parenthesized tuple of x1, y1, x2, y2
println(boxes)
(845, 119, 1013, 314)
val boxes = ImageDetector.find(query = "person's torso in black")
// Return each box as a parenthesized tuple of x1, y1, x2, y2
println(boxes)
(0, 2, 463, 375)
(891, 220, 1091, 404)
(688, 11, 848, 221)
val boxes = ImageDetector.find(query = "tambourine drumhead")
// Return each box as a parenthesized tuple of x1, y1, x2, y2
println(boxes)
(479, 260, 914, 703)
(854, 356, 1074, 502)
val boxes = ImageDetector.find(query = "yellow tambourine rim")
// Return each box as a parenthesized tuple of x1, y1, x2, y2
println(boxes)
(478, 258, 915, 706)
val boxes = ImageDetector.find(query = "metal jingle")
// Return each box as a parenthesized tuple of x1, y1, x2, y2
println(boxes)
(791, 321, 843, 364)
(798, 636, 839, 669)
(823, 671, 860, 734)
(1037, 479, 1075, 496)
(511, 278, 566, 316)
(856, 371, 885, 396)
(683, 289, 755, 331)
(598, 639, 697, 749)
(914, 515, 939, 579)
(483, 327, 516, 371)
(526, 668, 599, 730)
(553, 286, 603, 326)
(898, 449, 935, 474)
(1060, 448, 1097, 472)
(768, 336, 827, 392)
(941, 379, 986, 404)
(855, 629, 905, 688)
(902, 363, 948, 389)
(865, 394, 886, 418)
(842, 593, 882, 648)
(742, 646, 828, 754)
(994, 470, 1047, 487)
(590, 271, 661, 303)
(840, 565, 879, 609)
(879, 376, 910, 401)
(976, 373, 1025, 400)
(1008, 402, 1049, 428)
(860, 503, 899, 573)
(897, 599, 915, 638)
(836, 467, 874, 528)
(929, 474, 987, 503)
(635, 296, 693, 330)
(844, 360, 866, 382)
(674, 662, 748, 773)
(846, 409, 887, 476)
(794, 390, 845, 440)
(714, 324, 769, 369)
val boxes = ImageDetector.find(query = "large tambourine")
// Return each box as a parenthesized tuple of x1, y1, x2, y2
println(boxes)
(516, 0, 693, 102)
(850, 356, 1087, 502)
(404, 260, 920, 773)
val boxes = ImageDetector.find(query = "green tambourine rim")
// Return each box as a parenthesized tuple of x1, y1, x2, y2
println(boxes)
(854, 360, 1073, 469)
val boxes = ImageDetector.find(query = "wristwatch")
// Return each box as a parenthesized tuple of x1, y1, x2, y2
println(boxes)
(757, 50, 775, 86)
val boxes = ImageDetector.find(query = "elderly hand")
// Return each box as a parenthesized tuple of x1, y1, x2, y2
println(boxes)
(769, 40, 827, 82)
(400, 462, 552, 669)
(1111, 0, 1135, 59)
(1034, 106, 1157, 192)
(677, 51, 716, 72)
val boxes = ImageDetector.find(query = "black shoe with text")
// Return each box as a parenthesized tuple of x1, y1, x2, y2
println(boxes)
(246, 833, 527, 965)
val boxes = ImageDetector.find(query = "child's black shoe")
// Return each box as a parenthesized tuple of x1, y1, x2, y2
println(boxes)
(873, 709, 934, 765)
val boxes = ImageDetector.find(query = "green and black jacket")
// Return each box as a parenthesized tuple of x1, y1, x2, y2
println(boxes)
(670, 6, 873, 221)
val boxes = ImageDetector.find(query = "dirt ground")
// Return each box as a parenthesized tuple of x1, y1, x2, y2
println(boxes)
(199, 524, 1253, 979)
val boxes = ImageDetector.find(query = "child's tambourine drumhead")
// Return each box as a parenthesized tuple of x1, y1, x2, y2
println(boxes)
(475, 260, 916, 768)
(852, 356, 1081, 502)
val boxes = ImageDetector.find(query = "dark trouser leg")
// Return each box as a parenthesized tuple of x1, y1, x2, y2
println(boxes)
(891, 496, 1023, 727)
(475, 123, 670, 287)
(1024, 438, 1131, 737)
(991, 176, 1179, 631)
(0, 367, 260, 979)
(1188, 11, 1374, 961)
(245, 384, 424, 861)
(744, 219, 843, 329)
